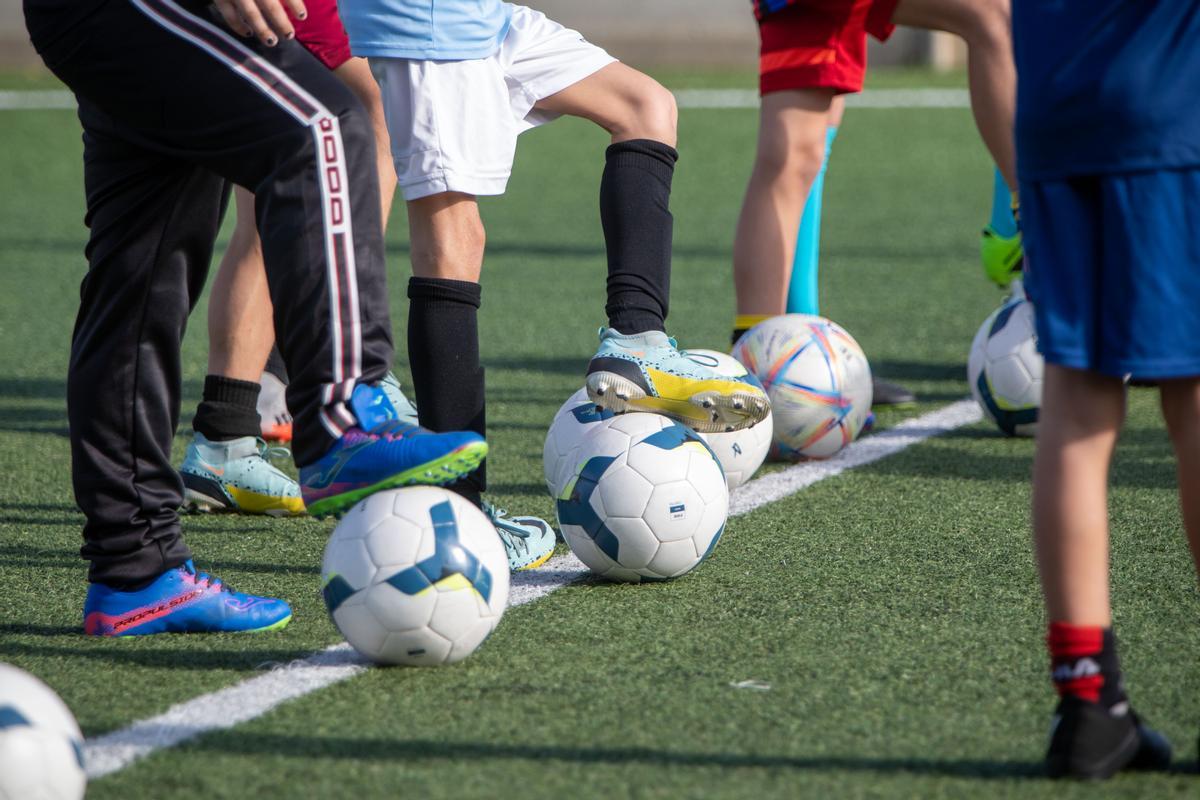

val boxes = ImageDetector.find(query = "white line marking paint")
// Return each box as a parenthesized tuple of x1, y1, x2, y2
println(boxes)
(672, 87, 969, 110)
(0, 90, 75, 110)
(1, 87, 970, 113)
(84, 398, 981, 779)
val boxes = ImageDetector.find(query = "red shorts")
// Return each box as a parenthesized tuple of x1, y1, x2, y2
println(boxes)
(758, 0, 899, 96)
(291, 0, 352, 71)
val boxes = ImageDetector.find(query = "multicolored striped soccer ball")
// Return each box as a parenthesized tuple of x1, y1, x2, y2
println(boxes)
(321, 487, 510, 666)
(968, 294, 1042, 437)
(732, 314, 873, 460)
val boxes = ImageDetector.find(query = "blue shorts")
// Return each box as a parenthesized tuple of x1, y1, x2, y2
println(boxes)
(1022, 168, 1200, 380)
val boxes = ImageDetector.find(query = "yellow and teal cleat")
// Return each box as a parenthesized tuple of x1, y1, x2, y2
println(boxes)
(181, 432, 306, 517)
(980, 225, 1024, 289)
(585, 328, 770, 433)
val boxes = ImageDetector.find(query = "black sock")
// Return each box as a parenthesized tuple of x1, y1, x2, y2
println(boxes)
(263, 344, 288, 383)
(601, 139, 677, 334)
(407, 276, 485, 505)
(731, 328, 749, 347)
(192, 375, 261, 441)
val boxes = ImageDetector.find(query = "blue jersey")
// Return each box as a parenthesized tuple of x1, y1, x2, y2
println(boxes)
(1014, 0, 1200, 180)
(339, 0, 512, 61)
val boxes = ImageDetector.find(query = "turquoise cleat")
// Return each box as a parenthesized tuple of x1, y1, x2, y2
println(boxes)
(381, 370, 420, 426)
(483, 501, 556, 571)
(585, 328, 770, 433)
(180, 433, 305, 517)
(84, 560, 292, 636)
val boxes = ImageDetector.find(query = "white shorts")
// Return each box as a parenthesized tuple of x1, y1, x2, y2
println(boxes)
(371, 5, 616, 201)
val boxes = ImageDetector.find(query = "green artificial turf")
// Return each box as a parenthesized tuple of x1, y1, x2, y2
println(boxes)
(1, 69, 1197, 798)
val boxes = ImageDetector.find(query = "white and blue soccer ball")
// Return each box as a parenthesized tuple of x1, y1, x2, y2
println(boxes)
(732, 314, 873, 460)
(543, 387, 616, 498)
(0, 663, 86, 800)
(556, 413, 729, 582)
(968, 293, 1042, 437)
(683, 349, 773, 489)
(321, 487, 510, 666)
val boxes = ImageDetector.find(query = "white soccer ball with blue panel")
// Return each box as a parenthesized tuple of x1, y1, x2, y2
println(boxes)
(321, 487, 510, 666)
(0, 663, 86, 800)
(556, 413, 729, 582)
(968, 294, 1042, 437)
(732, 314, 873, 460)
(543, 387, 616, 498)
(683, 349, 773, 489)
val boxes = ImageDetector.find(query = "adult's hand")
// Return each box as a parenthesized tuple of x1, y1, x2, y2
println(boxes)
(213, 0, 308, 46)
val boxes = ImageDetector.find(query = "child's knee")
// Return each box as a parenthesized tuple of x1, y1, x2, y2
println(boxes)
(755, 132, 825, 190)
(615, 78, 677, 145)
(958, 0, 1011, 48)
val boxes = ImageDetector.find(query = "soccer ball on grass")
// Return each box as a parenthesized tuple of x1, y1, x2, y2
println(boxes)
(321, 487, 509, 666)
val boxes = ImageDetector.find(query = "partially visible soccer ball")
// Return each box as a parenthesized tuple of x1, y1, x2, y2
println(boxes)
(556, 413, 729, 582)
(683, 349, 773, 489)
(542, 387, 615, 498)
(0, 663, 86, 800)
(321, 487, 510, 666)
(968, 295, 1042, 437)
(732, 314, 873, 460)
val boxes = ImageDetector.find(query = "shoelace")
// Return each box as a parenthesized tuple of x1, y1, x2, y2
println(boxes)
(483, 503, 531, 555)
(257, 439, 293, 466)
(183, 563, 228, 593)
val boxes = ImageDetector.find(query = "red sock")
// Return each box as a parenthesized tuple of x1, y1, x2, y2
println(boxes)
(1047, 622, 1125, 707)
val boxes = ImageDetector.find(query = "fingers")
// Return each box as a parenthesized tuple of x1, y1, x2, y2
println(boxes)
(282, 0, 308, 22)
(216, 0, 298, 46)
(253, 0, 296, 43)
(213, 0, 253, 37)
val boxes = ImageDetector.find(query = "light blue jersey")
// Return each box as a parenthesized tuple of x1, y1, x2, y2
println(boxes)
(340, 0, 513, 61)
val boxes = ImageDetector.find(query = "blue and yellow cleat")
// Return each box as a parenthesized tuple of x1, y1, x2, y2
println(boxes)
(83, 560, 292, 636)
(484, 501, 556, 571)
(981, 225, 1024, 289)
(300, 384, 487, 519)
(586, 328, 770, 433)
(181, 433, 305, 517)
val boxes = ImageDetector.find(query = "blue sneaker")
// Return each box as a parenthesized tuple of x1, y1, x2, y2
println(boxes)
(483, 501, 556, 571)
(83, 560, 292, 636)
(299, 384, 487, 518)
(586, 328, 770, 433)
(180, 433, 305, 517)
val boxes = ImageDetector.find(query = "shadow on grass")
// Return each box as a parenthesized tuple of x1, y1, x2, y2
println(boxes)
(0, 622, 80, 637)
(186, 733, 1047, 780)
(0, 640, 316, 671)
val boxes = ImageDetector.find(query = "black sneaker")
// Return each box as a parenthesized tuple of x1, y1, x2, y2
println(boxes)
(871, 377, 916, 407)
(1046, 696, 1172, 779)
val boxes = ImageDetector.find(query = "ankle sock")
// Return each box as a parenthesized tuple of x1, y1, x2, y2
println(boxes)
(601, 139, 677, 335)
(732, 313, 771, 347)
(1047, 622, 1127, 709)
(192, 375, 261, 441)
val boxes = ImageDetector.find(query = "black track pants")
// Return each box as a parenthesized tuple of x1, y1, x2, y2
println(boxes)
(24, 0, 392, 586)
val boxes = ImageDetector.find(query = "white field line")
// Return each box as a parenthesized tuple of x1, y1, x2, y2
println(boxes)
(673, 87, 969, 110)
(0, 87, 969, 113)
(83, 398, 981, 780)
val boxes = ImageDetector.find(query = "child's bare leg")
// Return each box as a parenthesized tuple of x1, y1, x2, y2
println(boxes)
(532, 62, 676, 146)
(1033, 365, 1126, 625)
(732, 89, 835, 317)
(535, 64, 677, 335)
(892, 0, 1016, 190)
(1159, 377, 1200, 577)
